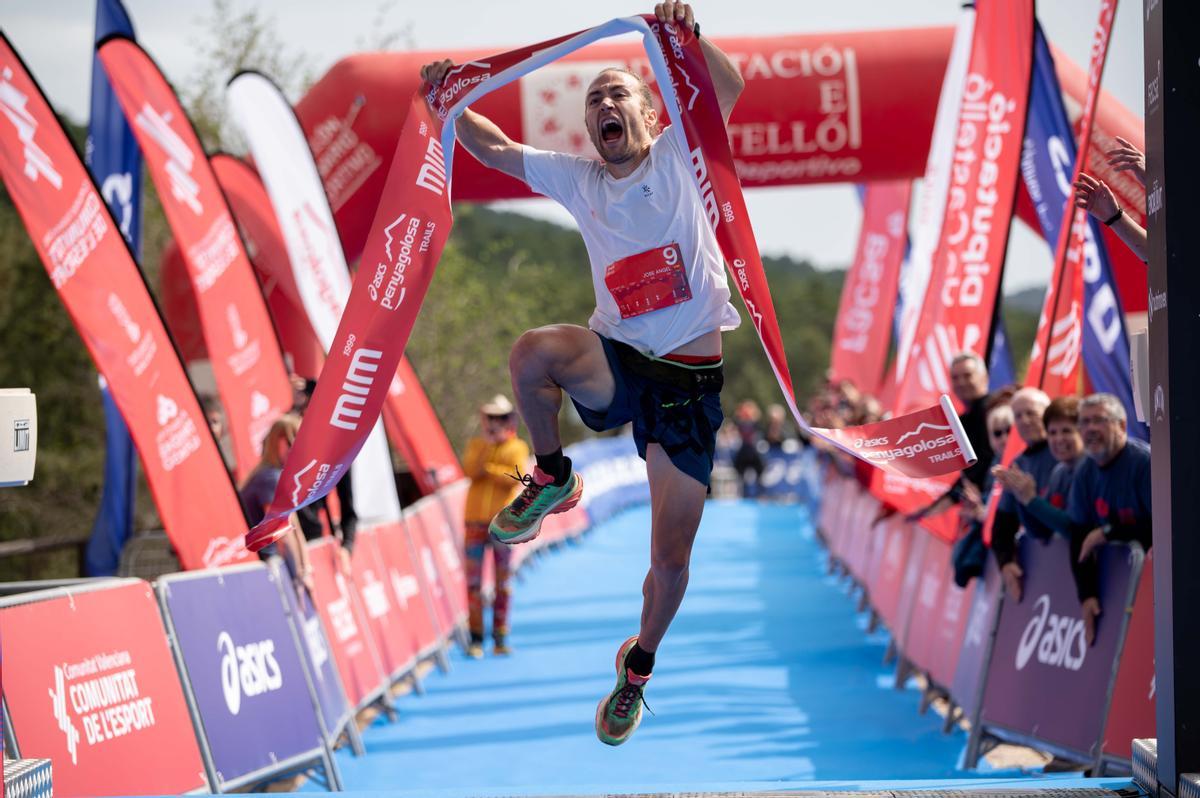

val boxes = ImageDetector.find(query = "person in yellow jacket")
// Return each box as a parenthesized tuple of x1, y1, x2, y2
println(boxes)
(463, 394, 531, 657)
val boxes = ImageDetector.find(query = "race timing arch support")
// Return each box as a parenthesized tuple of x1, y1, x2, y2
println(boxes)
(293, 26, 1148, 316)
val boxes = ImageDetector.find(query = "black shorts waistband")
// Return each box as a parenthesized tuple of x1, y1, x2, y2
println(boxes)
(608, 338, 724, 395)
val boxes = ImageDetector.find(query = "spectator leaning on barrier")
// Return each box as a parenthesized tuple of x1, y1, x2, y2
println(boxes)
(992, 396, 1085, 540)
(239, 414, 315, 597)
(908, 354, 995, 524)
(1067, 393, 1152, 645)
(952, 396, 1012, 586)
(462, 395, 531, 658)
(1073, 136, 1148, 263)
(989, 388, 1056, 602)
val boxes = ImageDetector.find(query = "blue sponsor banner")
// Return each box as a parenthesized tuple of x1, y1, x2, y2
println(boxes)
(85, 0, 143, 574)
(566, 436, 650, 525)
(759, 445, 818, 502)
(1022, 25, 1146, 439)
(158, 565, 325, 787)
(271, 559, 353, 740)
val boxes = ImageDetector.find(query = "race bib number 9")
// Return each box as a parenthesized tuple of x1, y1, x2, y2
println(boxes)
(604, 243, 692, 319)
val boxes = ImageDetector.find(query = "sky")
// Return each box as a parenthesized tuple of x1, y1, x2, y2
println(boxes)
(6, 0, 1146, 293)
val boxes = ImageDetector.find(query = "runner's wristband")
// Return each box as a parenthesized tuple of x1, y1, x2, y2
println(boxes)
(1103, 207, 1124, 226)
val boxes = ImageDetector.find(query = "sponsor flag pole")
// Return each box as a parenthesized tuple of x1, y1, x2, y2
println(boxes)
(246, 16, 978, 546)
(1019, 17, 1142, 436)
(983, 0, 1118, 545)
(84, 0, 140, 576)
(97, 36, 294, 484)
(0, 33, 253, 569)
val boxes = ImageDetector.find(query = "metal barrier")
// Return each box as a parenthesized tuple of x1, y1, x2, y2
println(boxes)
(157, 563, 343, 792)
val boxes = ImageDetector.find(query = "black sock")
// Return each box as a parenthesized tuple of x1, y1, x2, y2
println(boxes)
(625, 642, 655, 677)
(535, 449, 569, 485)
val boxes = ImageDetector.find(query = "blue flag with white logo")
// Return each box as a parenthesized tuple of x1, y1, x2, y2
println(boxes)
(1020, 25, 1145, 439)
(85, 0, 143, 575)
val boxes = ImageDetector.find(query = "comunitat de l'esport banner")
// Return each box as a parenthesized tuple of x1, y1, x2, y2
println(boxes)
(892, 0, 1034, 414)
(247, 15, 977, 545)
(0, 34, 252, 570)
(97, 35, 294, 484)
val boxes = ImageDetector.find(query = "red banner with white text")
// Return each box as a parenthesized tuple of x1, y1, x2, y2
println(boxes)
(982, 0, 1116, 545)
(247, 16, 976, 546)
(829, 181, 911, 397)
(893, 0, 1034, 414)
(0, 35, 251, 570)
(98, 36, 293, 482)
(0, 581, 208, 796)
(1027, 0, 1116, 397)
(382, 357, 464, 492)
(210, 154, 326, 380)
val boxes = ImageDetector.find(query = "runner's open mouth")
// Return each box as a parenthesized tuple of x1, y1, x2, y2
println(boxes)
(601, 118, 624, 142)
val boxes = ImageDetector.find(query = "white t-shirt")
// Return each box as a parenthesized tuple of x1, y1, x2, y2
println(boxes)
(522, 126, 741, 357)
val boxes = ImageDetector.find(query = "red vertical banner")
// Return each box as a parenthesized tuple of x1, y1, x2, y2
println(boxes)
(0, 35, 251, 569)
(982, 0, 1116, 544)
(382, 357, 464, 493)
(829, 181, 911, 397)
(893, 0, 1034, 414)
(98, 37, 293, 482)
(1026, 0, 1117, 396)
(210, 154, 326, 381)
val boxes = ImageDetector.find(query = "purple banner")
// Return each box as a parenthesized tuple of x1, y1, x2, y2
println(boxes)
(270, 559, 351, 741)
(158, 565, 325, 786)
(978, 534, 1141, 756)
(950, 556, 1003, 719)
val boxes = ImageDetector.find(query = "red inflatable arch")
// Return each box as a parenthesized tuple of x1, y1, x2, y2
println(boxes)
(289, 28, 1148, 311)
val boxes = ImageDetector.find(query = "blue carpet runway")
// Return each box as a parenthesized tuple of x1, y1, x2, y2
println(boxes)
(323, 501, 998, 794)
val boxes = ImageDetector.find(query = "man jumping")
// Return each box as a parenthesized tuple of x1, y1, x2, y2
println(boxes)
(421, 1, 744, 746)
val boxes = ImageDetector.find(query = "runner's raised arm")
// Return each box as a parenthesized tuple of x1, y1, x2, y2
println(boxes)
(655, 2, 744, 124)
(420, 59, 525, 181)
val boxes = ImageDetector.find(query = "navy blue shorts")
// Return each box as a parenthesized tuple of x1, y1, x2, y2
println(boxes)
(571, 334, 724, 487)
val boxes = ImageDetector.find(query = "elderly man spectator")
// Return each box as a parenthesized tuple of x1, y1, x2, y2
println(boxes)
(988, 388, 1056, 601)
(908, 353, 996, 524)
(1067, 393, 1152, 644)
(993, 396, 1086, 538)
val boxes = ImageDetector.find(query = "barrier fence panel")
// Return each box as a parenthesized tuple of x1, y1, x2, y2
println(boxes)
(402, 509, 458, 642)
(924, 545, 975, 691)
(349, 527, 419, 681)
(893, 524, 931, 660)
(976, 535, 1142, 763)
(0, 580, 208, 796)
(869, 520, 916, 636)
(156, 564, 338, 792)
(951, 556, 1004, 727)
(422, 501, 470, 625)
(902, 534, 955, 678)
(1100, 548, 1156, 769)
(372, 522, 442, 660)
(306, 539, 389, 709)
(268, 559, 358, 753)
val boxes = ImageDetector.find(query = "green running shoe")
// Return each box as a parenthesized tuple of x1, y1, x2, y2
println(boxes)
(595, 635, 651, 746)
(489, 463, 583, 545)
